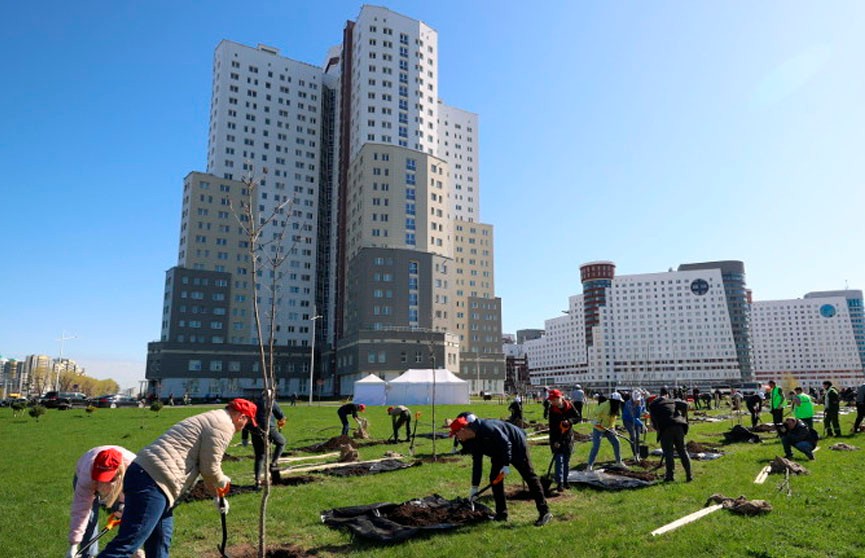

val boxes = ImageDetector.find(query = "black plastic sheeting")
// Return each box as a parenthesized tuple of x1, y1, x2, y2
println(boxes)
(567, 469, 657, 490)
(322, 458, 420, 477)
(321, 494, 493, 542)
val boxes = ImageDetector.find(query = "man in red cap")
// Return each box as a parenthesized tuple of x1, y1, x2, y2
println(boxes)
(67, 446, 137, 557)
(98, 399, 257, 557)
(450, 415, 552, 526)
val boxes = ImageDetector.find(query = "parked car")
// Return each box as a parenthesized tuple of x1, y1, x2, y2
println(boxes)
(90, 394, 141, 408)
(40, 391, 90, 409)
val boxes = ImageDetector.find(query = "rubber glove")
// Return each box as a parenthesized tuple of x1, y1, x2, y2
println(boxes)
(217, 479, 231, 497)
(215, 496, 230, 514)
(66, 544, 79, 558)
(500, 466, 510, 477)
(469, 486, 479, 499)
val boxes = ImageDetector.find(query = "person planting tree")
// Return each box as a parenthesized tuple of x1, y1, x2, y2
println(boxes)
(337, 402, 366, 436)
(96, 399, 257, 558)
(67, 446, 137, 558)
(449, 415, 552, 526)
(546, 389, 578, 491)
(387, 405, 412, 442)
(244, 389, 287, 487)
(648, 388, 693, 483)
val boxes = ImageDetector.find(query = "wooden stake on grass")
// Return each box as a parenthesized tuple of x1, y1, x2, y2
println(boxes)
(650, 504, 724, 536)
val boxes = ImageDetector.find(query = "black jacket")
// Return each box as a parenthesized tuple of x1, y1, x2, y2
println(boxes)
(648, 397, 688, 433)
(338, 403, 362, 418)
(467, 419, 529, 486)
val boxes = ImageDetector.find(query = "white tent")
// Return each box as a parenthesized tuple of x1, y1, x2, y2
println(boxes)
(386, 368, 470, 406)
(352, 374, 387, 406)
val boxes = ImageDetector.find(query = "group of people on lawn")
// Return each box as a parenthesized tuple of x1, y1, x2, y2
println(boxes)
(67, 377, 863, 556)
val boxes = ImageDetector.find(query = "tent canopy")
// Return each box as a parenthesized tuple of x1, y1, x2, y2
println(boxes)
(353, 374, 387, 406)
(386, 368, 470, 406)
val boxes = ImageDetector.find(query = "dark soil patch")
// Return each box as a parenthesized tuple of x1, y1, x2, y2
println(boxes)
(624, 458, 662, 469)
(179, 481, 260, 503)
(299, 435, 356, 452)
(504, 487, 546, 501)
(222, 452, 243, 462)
(219, 542, 313, 558)
(686, 441, 721, 453)
(605, 469, 660, 482)
(387, 501, 489, 526)
(274, 475, 319, 486)
(573, 432, 591, 442)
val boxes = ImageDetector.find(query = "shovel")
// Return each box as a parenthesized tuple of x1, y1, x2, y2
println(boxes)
(216, 486, 230, 558)
(466, 470, 506, 511)
(539, 452, 557, 495)
(408, 411, 421, 456)
(76, 516, 120, 557)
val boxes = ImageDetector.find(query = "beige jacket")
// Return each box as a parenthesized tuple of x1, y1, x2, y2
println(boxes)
(136, 409, 234, 507)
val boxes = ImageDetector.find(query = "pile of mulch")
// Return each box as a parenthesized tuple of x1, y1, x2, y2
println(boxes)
(706, 493, 772, 516)
(214, 543, 313, 557)
(769, 456, 809, 475)
(299, 435, 356, 453)
(178, 481, 260, 503)
(829, 443, 858, 451)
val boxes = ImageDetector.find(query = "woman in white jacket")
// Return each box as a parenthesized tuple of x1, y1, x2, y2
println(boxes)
(67, 446, 136, 558)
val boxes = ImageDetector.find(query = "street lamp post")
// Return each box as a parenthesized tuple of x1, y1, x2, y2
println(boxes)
(308, 308, 322, 405)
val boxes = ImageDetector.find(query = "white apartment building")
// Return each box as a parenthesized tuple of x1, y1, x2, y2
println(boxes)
(525, 260, 864, 391)
(752, 290, 863, 387)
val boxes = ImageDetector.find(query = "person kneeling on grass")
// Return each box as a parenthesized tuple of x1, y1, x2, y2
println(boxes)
(450, 415, 552, 526)
(97, 399, 258, 558)
(782, 417, 817, 460)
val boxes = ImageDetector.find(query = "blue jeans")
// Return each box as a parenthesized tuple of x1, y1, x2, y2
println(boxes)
(587, 428, 621, 466)
(553, 446, 572, 485)
(72, 475, 101, 556)
(97, 462, 173, 558)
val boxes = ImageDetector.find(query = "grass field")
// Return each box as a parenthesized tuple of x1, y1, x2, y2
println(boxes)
(2, 400, 863, 558)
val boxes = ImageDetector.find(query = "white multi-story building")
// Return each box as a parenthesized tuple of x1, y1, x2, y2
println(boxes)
(525, 260, 864, 391)
(752, 290, 864, 388)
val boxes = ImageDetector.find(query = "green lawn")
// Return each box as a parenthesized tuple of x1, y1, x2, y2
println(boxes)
(2, 400, 863, 557)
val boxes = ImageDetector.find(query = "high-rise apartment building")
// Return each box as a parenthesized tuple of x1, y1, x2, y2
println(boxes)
(146, 6, 503, 398)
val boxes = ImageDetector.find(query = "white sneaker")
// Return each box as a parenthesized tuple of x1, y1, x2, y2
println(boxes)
(614, 461, 628, 469)
(586, 464, 593, 471)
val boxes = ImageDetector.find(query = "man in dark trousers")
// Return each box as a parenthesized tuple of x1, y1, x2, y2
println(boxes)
(648, 388, 692, 483)
(823, 381, 841, 437)
(245, 390, 287, 487)
(387, 405, 412, 442)
(746, 391, 763, 428)
(337, 402, 366, 436)
(450, 416, 552, 526)
(781, 417, 817, 460)
(768, 380, 786, 436)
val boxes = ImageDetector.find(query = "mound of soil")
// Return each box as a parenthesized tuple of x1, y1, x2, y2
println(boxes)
(573, 432, 591, 442)
(387, 500, 488, 526)
(686, 441, 720, 453)
(624, 458, 662, 469)
(299, 435, 356, 453)
(604, 469, 660, 482)
(273, 475, 319, 486)
(415, 456, 461, 464)
(218, 543, 313, 558)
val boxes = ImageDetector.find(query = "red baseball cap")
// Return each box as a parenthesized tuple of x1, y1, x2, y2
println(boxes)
(449, 416, 469, 436)
(358, 404, 366, 412)
(92, 448, 123, 482)
(547, 389, 563, 400)
(228, 398, 258, 427)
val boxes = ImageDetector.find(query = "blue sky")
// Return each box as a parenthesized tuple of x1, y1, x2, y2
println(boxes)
(2, 2, 863, 390)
